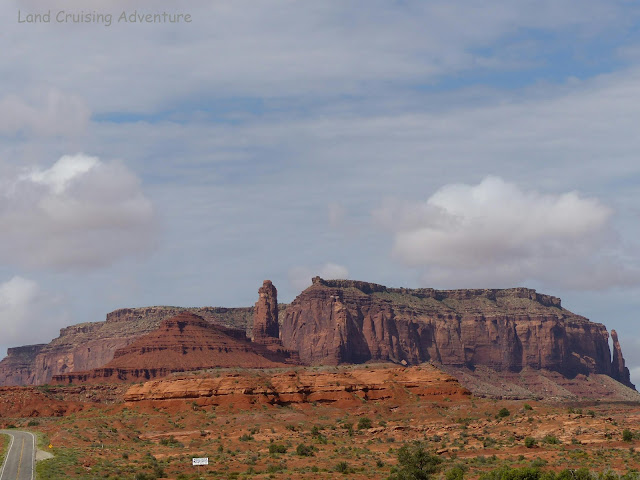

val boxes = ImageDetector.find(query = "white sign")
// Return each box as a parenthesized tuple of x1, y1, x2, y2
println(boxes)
(192, 457, 209, 466)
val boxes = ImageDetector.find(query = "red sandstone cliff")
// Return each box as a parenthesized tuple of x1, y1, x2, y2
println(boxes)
(123, 364, 469, 406)
(1, 277, 634, 393)
(53, 312, 295, 384)
(0, 344, 46, 386)
(281, 277, 634, 389)
(0, 306, 254, 386)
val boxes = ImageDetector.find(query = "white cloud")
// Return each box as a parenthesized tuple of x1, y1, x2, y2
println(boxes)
(0, 154, 156, 270)
(0, 276, 68, 348)
(288, 263, 349, 292)
(0, 89, 89, 137)
(374, 176, 639, 289)
(1, 1, 633, 113)
(24, 154, 99, 194)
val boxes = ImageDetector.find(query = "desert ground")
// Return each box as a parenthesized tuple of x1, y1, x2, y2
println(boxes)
(1, 364, 639, 479)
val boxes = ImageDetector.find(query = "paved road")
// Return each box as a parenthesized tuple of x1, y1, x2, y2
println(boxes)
(0, 430, 35, 480)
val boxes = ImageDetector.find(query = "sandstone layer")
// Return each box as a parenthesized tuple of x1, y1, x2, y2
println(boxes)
(0, 306, 254, 386)
(53, 312, 296, 383)
(124, 364, 469, 407)
(281, 277, 634, 389)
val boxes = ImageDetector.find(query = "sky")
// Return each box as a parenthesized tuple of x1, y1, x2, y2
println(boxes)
(2, 0, 640, 384)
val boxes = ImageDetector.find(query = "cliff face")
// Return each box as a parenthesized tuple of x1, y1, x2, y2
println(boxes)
(0, 306, 254, 386)
(124, 364, 469, 406)
(281, 277, 634, 389)
(54, 312, 295, 384)
(0, 344, 46, 386)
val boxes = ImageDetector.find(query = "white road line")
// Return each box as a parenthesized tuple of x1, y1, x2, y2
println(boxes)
(27, 432, 35, 480)
(0, 432, 16, 480)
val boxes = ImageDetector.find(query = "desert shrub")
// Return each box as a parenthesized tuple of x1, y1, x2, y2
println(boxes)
(239, 433, 253, 442)
(159, 436, 182, 447)
(389, 441, 442, 480)
(335, 461, 350, 473)
(497, 408, 511, 418)
(483, 437, 498, 448)
(524, 437, 537, 448)
(542, 435, 560, 445)
(266, 462, 286, 473)
(27, 420, 40, 427)
(480, 466, 541, 480)
(623, 429, 634, 442)
(524, 404, 533, 411)
(358, 417, 373, 429)
(269, 443, 287, 454)
(296, 443, 315, 457)
(446, 464, 467, 480)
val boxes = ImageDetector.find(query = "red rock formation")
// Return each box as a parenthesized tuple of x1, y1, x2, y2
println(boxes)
(611, 330, 633, 388)
(53, 312, 294, 384)
(0, 306, 254, 386)
(281, 278, 631, 388)
(123, 364, 469, 406)
(253, 280, 279, 343)
(0, 345, 46, 386)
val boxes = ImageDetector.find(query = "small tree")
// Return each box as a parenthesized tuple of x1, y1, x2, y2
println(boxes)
(389, 442, 442, 480)
(358, 417, 373, 430)
(497, 408, 510, 418)
(296, 443, 315, 457)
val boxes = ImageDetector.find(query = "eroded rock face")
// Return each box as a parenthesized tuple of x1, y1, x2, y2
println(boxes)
(0, 345, 46, 386)
(611, 330, 633, 387)
(53, 312, 295, 384)
(0, 306, 254, 386)
(281, 278, 633, 388)
(253, 280, 279, 343)
(123, 364, 469, 406)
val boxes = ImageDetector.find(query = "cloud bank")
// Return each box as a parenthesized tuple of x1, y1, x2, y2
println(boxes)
(0, 90, 89, 137)
(0, 276, 68, 349)
(374, 176, 639, 289)
(0, 154, 156, 270)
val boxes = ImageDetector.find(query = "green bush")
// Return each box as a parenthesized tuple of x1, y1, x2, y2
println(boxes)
(358, 417, 373, 429)
(542, 435, 560, 445)
(478, 466, 603, 480)
(335, 461, 350, 473)
(389, 441, 442, 480)
(159, 435, 182, 447)
(623, 429, 634, 442)
(296, 443, 315, 457)
(269, 443, 287, 454)
(497, 408, 511, 418)
(524, 437, 537, 448)
(445, 465, 467, 480)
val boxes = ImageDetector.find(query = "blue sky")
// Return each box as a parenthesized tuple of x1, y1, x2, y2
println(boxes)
(2, 0, 640, 383)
